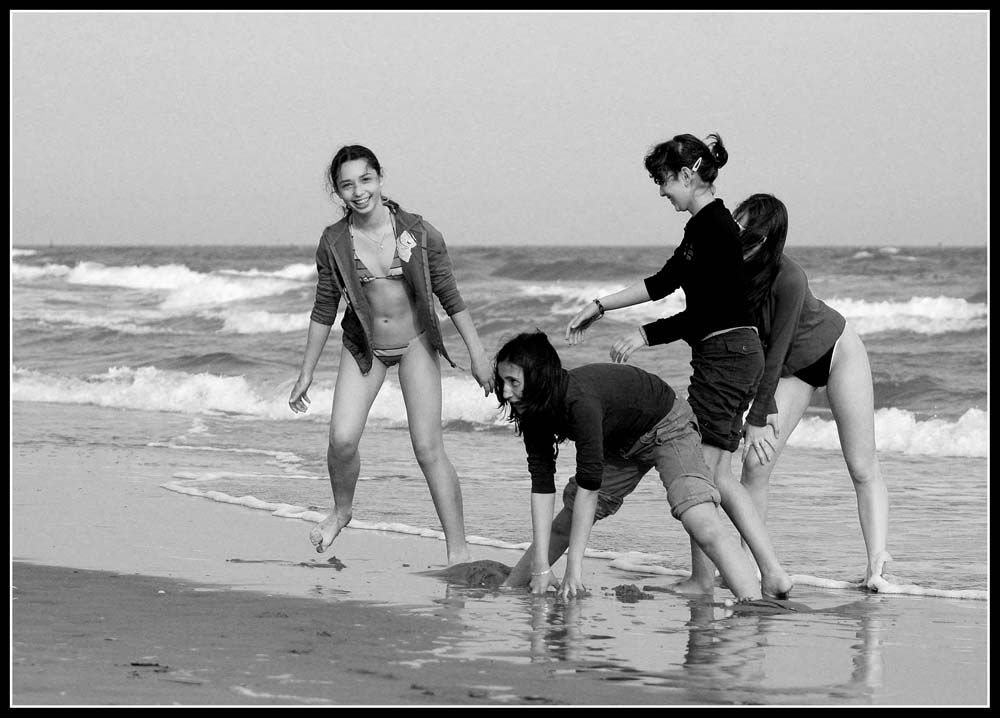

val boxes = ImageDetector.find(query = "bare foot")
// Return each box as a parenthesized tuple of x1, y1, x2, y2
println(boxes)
(309, 512, 351, 553)
(864, 551, 893, 592)
(670, 576, 715, 596)
(761, 570, 794, 600)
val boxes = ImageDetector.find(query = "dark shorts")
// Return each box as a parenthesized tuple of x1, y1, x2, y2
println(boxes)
(562, 398, 721, 521)
(793, 344, 835, 388)
(686, 327, 764, 453)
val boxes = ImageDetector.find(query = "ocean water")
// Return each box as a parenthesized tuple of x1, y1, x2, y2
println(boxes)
(10, 243, 989, 600)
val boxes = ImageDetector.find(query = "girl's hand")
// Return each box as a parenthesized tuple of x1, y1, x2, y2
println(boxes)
(470, 351, 495, 396)
(557, 567, 588, 600)
(566, 302, 601, 344)
(529, 569, 559, 595)
(742, 421, 778, 465)
(609, 330, 646, 364)
(288, 375, 313, 413)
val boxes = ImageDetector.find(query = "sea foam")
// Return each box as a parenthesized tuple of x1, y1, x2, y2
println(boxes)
(158, 477, 989, 602)
(12, 365, 988, 457)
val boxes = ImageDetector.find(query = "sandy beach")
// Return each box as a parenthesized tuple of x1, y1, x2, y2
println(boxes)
(11, 404, 990, 706)
(11, 7, 990, 709)
(11, 439, 662, 706)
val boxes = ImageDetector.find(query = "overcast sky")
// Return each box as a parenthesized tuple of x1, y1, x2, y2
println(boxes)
(11, 10, 988, 248)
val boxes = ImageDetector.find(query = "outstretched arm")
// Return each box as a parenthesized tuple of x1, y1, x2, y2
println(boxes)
(558, 409, 603, 599)
(503, 507, 574, 589)
(559, 488, 598, 600)
(527, 492, 558, 594)
(609, 326, 649, 364)
(566, 281, 652, 344)
(449, 308, 494, 395)
(289, 320, 334, 413)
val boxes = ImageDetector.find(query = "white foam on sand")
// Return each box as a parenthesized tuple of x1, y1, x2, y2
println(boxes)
(11, 404, 990, 706)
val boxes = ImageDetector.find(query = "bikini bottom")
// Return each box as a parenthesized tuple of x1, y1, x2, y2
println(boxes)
(793, 343, 836, 388)
(372, 332, 426, 368)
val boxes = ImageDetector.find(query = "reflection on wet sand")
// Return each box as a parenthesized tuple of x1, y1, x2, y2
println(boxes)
(428, 561, 889, 704)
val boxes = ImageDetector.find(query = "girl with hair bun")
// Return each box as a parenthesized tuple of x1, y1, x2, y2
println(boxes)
(565, 133, 793, 599)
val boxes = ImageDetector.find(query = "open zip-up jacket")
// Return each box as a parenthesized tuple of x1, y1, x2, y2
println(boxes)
(309, 199, 467, 375)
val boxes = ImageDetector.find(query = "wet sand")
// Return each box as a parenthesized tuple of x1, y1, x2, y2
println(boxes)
(11, 408, 990, 706)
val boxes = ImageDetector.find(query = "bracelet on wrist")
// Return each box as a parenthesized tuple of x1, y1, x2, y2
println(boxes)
(531, 568, 552, 577)
(592, 298, 606, 317)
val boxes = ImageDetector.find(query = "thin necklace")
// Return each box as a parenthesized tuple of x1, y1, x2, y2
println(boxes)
(352, 213, 393, 251)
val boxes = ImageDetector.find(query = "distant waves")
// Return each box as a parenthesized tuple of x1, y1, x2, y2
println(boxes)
(12, 364, 988, 458)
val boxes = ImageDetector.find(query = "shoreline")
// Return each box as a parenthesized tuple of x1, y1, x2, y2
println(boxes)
(8, 437, 715, 706)
(13, 561, 671, 707)
(11, 406, 990, 706)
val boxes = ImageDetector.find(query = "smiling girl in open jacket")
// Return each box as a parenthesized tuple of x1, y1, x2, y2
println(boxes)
(288, 144, 493, 565)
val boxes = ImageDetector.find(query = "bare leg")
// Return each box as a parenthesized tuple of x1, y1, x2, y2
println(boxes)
(310, 346, 387, 552)
(739, 376, 815, 543)
(826, 325, 891, 587)
(672, 445, 729, 596)
(398, 335, 471, 565)
(688, 444, 793, 598)
(681, 502, 762, 601)
(504, 508, 574, 588)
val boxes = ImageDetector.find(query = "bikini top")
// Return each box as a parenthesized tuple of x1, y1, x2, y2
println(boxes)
(350, 216, 405, 284)
(354, 244, 404, 284)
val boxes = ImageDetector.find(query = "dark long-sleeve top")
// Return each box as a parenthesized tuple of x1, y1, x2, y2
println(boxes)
(521, 364, 676, 493)
(640, 198, 754, 346)
(746, 255, 846, 427)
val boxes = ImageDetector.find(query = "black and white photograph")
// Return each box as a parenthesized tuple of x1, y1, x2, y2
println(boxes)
(11, 9, 988, 707)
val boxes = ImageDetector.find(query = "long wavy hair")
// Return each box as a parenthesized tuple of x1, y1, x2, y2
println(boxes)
(494, 331, 565, 438)
(734, 193, 789, 314)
